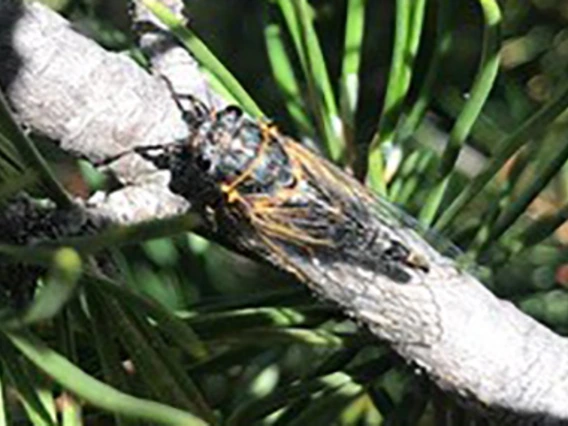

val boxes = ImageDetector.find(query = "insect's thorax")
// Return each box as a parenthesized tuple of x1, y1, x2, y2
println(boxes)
(193, 109, 297, 198)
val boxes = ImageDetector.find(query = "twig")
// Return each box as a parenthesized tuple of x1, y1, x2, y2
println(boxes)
(2, 2, 568, 424)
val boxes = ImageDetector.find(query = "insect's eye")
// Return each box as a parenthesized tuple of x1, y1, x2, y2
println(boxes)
(222, 105, 243, 119)
(195, 154, 213, 173)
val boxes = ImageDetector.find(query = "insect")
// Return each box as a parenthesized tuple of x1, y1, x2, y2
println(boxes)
(130, 92, 471, 346)
(150, 96, 456, 288)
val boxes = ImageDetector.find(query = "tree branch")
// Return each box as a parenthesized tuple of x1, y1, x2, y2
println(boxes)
(1, 1, 568, 424)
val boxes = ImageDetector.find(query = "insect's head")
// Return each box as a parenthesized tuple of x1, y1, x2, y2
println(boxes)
(188, 105, 259, 184)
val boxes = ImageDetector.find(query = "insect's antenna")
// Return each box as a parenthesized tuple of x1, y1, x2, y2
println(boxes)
(160, 75, 210, 128)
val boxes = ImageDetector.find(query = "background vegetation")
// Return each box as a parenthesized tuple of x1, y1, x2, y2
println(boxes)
(0, 0, 567, 424)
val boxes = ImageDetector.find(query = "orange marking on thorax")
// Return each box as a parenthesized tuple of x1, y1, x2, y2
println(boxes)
(220, 124, 275, 203)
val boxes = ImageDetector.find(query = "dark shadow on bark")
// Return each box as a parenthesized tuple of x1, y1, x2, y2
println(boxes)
(0, 0, 24, 93)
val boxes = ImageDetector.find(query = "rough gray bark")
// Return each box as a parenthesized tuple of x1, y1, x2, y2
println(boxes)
(3, 0, 191, 223)
(1, 1, 568, 424)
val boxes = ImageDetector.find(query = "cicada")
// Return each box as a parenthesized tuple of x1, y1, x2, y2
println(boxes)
(137, 98, 462, 343)
(151, 100, 459, 282)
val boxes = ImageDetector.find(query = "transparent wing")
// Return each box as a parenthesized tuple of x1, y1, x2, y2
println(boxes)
(283, 139, 464, 261)
(368, 194, 464, 260)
